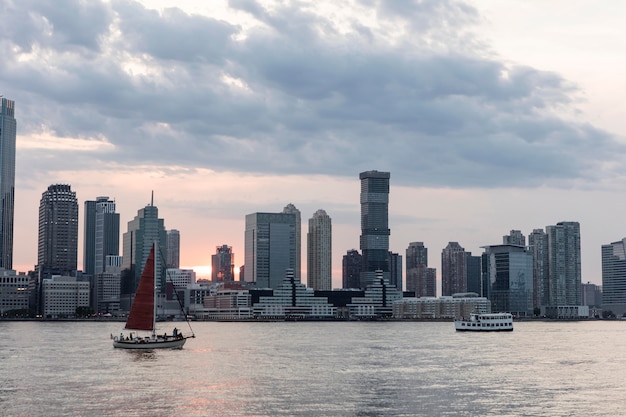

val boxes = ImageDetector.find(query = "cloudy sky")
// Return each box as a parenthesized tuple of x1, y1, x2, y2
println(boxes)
(2, 0, 625, 289)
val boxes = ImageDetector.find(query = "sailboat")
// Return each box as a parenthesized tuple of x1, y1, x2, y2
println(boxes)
(112, 243, 194, 349)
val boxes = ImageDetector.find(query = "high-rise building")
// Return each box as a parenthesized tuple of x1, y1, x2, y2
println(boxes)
(481, 244, 534, 316)
(212, 244, 234, 282)
(466, 254, 482, 295)
(359, 170, 390, 289)
(581, 282, 602, 309)
(441, 242, 467, 296)
(406, 242, 436, 297)
(282, 204, 301, 281)
(83, 196, 119, 276)
(244, 211, 296, 289)
(0, 98, 16, 270)
(166, 229, 180, 269)
(121, 198, 167, 303)
(503, 230, 526, 246)
(342, 249, 362, 289)
(307, 209, 332, 290)
(528, 228, 549, 308)
(388, 251, 402, 291)
(546, 221, 581, 306)
(602, 239, 626, 315)
(37, 184, 79, 277)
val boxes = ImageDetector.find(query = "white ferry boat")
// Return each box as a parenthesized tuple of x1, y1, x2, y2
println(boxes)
(454, 313, 513, 332)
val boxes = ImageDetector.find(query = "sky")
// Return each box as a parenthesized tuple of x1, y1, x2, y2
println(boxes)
(1, 0, 625, 289)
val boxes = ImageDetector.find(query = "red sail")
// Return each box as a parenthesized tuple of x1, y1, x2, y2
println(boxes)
(125, 245, 155, 331)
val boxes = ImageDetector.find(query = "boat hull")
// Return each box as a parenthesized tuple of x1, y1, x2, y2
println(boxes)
(113, 337, 188, 349)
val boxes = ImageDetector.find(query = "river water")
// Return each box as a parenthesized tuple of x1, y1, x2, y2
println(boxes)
(0, 320, 624, 416)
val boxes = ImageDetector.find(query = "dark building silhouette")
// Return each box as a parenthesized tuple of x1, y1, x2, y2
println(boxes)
(342, 249, 362, 289)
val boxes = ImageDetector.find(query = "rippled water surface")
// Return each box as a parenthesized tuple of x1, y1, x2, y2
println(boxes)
(1, 320, 624, 416)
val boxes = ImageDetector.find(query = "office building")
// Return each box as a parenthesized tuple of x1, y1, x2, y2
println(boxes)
(481, 244, 534, 316)
(602, 239, 626, 315)
(389, 251, 402, 291)
(94, 255, 122, 314)
(212, 244, 235, 282)
(546, 221, 581, 306)
(441, 242, 467, 296)
(283, 204, 301, 281)
(244, 211, 297, 289)
(466, 254, 482, 296)
(581, 282, 602, 308)
(166, 229, 180, 269)
(406, 242, 436, 297)
(529, 228, 549, 308)
(359, 170, 391, 289)
(121, 197, 167, 302)
(84, 196, 119, 276)
(42, 276, 90, 318)
(0, 98, 16, 269)
(342, 249, 362, 289)
(307, 209, 332, 290)
(37, 184, 79, 277)
(503, 230, 525, 246)
(0, 270, 30, 314)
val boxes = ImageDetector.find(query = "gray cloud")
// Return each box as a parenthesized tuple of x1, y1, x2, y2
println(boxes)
(1, 0, 622, 188)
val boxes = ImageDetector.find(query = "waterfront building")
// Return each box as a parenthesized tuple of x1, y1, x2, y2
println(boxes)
(359, 170, 391, 289)
(581, 282, 602, 309)
(466, 254, 482, 296)
(167, 268, 196, 287)
(94, 255, 122, 314)
(546, 221, 581, 306)
(253, 269, 336, 319)
(388, 251, 402, 291)
(342, 249, 362, 289)
(441, 242, 467, 296)
(204, 288, 253, 320)
(244, 211, 297, 289)
(37, 184, 79, 277)
(347, 270, 403, 318)
(166, 229, 180, 269)
(42, 276, 90, 318)
(0, 98, 16, 269)
(83, 196, 119, 276)
(282, 203, 301, 281)
(481, 244, 534, 316)
(393, 293, 490, 319)
(212, 244, 235, 282)
(121, 197, 167, 307)
(528, 228, 549, 308)
(0, 269, 30, 314)
(307, 209, 332, 290)
(405, 242, 436, 297)
(602, 239, 626, 315)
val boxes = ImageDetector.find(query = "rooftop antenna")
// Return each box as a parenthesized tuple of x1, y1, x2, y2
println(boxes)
(151, 190, 154, 207)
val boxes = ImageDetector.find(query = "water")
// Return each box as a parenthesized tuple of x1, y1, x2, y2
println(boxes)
(1, 320, 624, 416)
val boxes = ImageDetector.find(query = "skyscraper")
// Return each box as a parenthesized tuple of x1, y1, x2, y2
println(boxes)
(0, 98, 16, 269)
(283, 203, 301, 281)
(546, 221, 581, 306)
(359, 170, 390, 289)
(121, 198, 167, 304)
(83, 196, 119, 276)
(37, 184, 79, 277)
(528, 228, 549, 308)
(406, 242, 436, 297)
(212, 244, 234, 282)
(166, 229, 180, 269)
(244, 211, 296, 289)
(307, 209, 332, 290)
(441, 242, 467, 296)
(342, 249, 362, 289)
(602, 239, 626, 315)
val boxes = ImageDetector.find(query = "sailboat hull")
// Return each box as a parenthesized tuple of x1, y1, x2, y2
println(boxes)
(113, 336, 188, 349)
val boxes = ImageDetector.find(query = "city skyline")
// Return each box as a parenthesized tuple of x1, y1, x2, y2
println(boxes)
(2, 1, 626, 287)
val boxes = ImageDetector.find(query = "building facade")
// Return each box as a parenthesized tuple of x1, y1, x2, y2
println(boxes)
(212, 244, 235, 282)
(84, 196, 119, 276)
(282, 204, 301, 281)
(42, 276, 90, 318)
(528, 228, 549, 308)
(546, 221, 581, 306)
(244, 211, 297, 289)
(359, 170, 391, 289)
(602, 239, 626, 315)
(166, 229, 180, 269)
(37, 184, 79, 277)
(307, 209, 332, 290)
(441, 242, 467, 296)
(0, 98, 16, 269)
(342, 249, 362, 289)
(406, 242, 436, 297)
(0, 270, 30, 314)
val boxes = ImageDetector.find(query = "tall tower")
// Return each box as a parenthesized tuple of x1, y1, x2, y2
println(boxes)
(84, 196, 119, 276)
(406, 242, 435, 297)
(359, 170, 390, 289)
(307, 209, 332, 290)
(602, 238, 626, 315)
(546, 221, 581, 306)
(342, 249, 362, 289)
(212, 244, 234, 281)
(166, 229, 180, 269)
(0, 98, 16, 269)
(282, 203, 301, 281)
(121, 199, 167, 299)
(245, 211, 296, 289)
(528, 228, 549, 308)
(441, 242, 467, 296)
(37, 184, 79, 276)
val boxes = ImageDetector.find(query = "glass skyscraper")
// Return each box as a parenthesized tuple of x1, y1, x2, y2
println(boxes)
(83, 196, 120, 276)
(0, 98, 16, 269)
(601, 239, 626, 315)
(359, 170, 390, 289)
